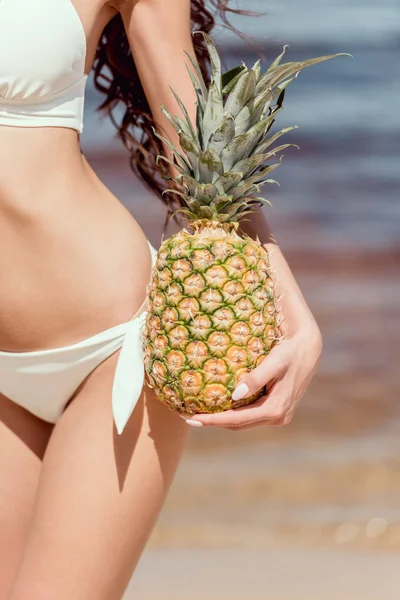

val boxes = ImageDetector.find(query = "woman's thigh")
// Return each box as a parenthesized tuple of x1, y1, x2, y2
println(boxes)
(0, 395, 52, 599)
(8, 350, 189, 600)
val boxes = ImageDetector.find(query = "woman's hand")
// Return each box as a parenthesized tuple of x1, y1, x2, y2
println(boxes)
(185, 325, 322, 430)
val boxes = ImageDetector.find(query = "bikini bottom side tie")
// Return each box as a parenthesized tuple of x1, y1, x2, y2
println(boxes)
(111, 309, 148, 435)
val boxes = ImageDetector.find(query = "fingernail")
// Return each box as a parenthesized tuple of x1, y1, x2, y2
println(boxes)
(232, 383, 250, 401)
(185, 420, 203, 428)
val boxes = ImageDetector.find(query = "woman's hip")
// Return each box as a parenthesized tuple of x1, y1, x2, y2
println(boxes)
(0, 209, 155, 352)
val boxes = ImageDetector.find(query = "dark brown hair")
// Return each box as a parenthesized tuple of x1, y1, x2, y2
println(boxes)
(93, 1, 251, 216)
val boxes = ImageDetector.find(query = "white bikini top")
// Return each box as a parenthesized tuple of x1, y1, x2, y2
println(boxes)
(0, 0, 88, 133)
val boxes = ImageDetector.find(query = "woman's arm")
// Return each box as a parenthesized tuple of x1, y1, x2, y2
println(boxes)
(241, 210, 320, 339)
(119, 0, 197, 157)
(120, 0, 323, 428)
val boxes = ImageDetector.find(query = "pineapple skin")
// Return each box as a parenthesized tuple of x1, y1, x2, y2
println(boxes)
(143, 222, 279, 415)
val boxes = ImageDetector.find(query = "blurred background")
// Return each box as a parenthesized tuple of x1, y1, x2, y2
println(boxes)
(81, 0, 400, 598)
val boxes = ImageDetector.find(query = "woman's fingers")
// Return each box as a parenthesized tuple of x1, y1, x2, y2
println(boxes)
(227, 380, 295, 430)
(231, 344, 288, 401)
(185, 396, 270, 428)
(183, 342, 297, 429)
(186, 376, 293, 429)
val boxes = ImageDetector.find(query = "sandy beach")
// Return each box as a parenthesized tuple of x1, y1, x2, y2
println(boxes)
(125, 549, 399, 600)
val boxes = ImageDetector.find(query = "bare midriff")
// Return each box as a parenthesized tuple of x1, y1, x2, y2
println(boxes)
(0, 125, 152, 351)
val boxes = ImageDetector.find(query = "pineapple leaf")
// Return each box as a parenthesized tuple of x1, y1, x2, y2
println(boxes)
(202, 183, 219, 198)
(174, 207, 198, 220)
(208, 113, 235, 154)
(162, 189, 188, 200)
(261, 76, 297, 119)
(255, 126, 299, 155)
(218, 213, 233, 222)
(197, 205, 217, 219)
(224, 70, 257, 118)
(161, 103, 197, 145)
(261, 178, 280, 187)
(175, 115, 198, 142)
(234, 99, 254, 135)
(178, 131, 201, 173)
(202, 80, 224, 147)
(179, 177, 219, 203)
(252, 59, 261, 80)
(179, 174, 199, 197)
(196, 183, 219, 204)
(203, 183, 219, 199)
(229, 164, 281, 200)
(257, 62, 303, 94)
(268, 45, 290, 71)
(252, 196, 273, 205)
(198, 148, 223, 183)
(185, 62, 206, 113)
(213, 194, 233, 207)
(160, 104, 182, 135)
(220, 135, 249, 172)
(224, 201, 251, 218)
(272, 74, 298, 100)
(228, 183, 256, 201)
(185, 198, 203, 213)
(257, 106, 284, 140)
(257, 53, 351, 95)
(251, 83, 288, 125)
(275, 86, 286, 110)
(248, 155, 283, 179)
(196, 101, 205, 151)
(198, 32, 222, 93)
(156, 154, 186, 175)
(183, 50, 208, 100)
(222, 64, 247, 94)
(249, 113, 281, 144)
(213, 172, 243, 194)
(262, 142, 300, 159)
(221, 117, 273, 172)
(219, 198, 267, 221)
(254, 161, 283, 180)
(232, 154, 267, 177)
(152, 127, 192, 172)
(223, 66, 249, 97)
(251, 90, 274, 125)
(169, 87, 197, 141)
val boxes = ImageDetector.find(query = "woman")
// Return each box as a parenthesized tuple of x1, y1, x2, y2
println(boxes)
(0, 0, 322, 598)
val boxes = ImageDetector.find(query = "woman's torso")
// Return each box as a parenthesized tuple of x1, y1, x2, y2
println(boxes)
(0, 0, 152, 351)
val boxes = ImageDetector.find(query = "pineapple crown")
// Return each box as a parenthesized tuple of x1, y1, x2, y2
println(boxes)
(154, 33, 350, 224)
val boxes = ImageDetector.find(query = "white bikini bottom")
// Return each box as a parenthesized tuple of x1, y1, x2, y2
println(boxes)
(0, 242, 157, 435)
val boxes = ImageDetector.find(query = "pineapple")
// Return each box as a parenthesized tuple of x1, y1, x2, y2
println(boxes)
(143, 34, 349, 415)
